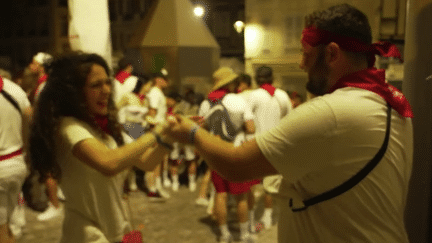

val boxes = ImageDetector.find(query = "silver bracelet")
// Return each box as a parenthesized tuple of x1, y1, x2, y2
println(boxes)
(189, 125, 200, 144)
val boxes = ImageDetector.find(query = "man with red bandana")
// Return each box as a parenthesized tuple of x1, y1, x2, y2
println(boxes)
(166, 4, 413, 243)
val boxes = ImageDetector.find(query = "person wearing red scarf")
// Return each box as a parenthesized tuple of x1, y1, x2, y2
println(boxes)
(198, 67, 257, 242)
(0, 76, 32, 242)
(245, 65, 292, 231)
(29, 53, 173, 242)
(165, 4, 413, 243)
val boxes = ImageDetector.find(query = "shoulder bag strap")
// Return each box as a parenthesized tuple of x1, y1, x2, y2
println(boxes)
(291, 103, 392, 212)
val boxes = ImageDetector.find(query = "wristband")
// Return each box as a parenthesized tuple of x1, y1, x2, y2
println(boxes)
(189, 125, 200, 144)
(151, 132, 173, 150)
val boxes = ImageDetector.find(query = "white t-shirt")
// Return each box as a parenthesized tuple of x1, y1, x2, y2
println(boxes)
(256, 87, 413, 243)
(57, 117, 133, 243)
(117, 92, 149, 124)
(200, 93, 254, 131)
(146, 86, 167, 123)
(0, 78, 31, 156)
(113, 75, 138, 105)
(247, 88, 292, 134)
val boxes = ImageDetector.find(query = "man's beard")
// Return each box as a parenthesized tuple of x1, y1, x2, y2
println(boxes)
(306, 47, 330, 96)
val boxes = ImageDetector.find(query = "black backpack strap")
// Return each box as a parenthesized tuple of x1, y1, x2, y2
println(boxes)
(291, 103, 392, 212)
(1, 89, 22, 113)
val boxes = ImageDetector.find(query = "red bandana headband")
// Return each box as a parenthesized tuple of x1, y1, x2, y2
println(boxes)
(301, 26, 403, 67)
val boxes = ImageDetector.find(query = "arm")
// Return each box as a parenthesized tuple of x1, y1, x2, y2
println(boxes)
(169, 117, 277, 182)
(72, 125, 170, 177)
(244, 120, 255, 134)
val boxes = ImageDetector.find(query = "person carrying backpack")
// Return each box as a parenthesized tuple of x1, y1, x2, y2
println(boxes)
(200, 67, 257, 243)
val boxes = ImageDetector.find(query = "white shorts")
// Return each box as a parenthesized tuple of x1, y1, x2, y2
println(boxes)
(169, 143, 196, 161)
(0, 155, 27, 225)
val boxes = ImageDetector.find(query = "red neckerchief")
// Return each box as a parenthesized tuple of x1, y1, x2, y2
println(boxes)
(328, 68, 413, 118)
(167, 107, 174, 116)
(38, 74, 48, 85)
(115, 70, 131, 84)
(208, 89, 229, 103)
(136, 94, 146, 103)
(260, 84, 276, 96)
(93, 115, 112, 135)
(302, 26, 403, 67)
(0, 76, 3, 92)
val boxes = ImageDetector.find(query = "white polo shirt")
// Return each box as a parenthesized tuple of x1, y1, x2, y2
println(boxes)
(146, 86, 167, 123)
(256, 87, 413, 243)
(200, 93, 254, 131)
(247, 88, 292, 134)
(0, 78, 31, 156)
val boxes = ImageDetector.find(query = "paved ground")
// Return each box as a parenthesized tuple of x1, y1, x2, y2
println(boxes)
(16, 181, 279, 243)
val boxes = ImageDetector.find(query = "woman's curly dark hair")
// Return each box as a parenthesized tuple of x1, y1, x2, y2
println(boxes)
(30, 52, 125, 182)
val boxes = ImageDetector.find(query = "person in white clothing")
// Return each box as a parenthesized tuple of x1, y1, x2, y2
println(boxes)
(201, 67, 257, 243)
(113, 58, 139, 106)
(29, 53, 173, 243)
(166, 4, 413, 243)
(248, 66, 292, 230)
(0, 76, 32, 243)
(144, 72, 171, 199)
(28, 52, 65, 222)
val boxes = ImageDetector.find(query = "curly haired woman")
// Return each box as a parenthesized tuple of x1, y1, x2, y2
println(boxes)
(29, 52, 173, 243)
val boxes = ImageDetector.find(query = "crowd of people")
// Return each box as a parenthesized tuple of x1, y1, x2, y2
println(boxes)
(0, 3, 414, 243)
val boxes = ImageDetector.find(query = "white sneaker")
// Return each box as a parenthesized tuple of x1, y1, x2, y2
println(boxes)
(172, 182, 179, 192)
(261, 217, 272, 230)
(240, 233, 256, 243)
(189, 182, 197, 192)
(129, 182, 138, 192)
(157, 188, 171, 199)
(195, 198, 209, 207)
(219, 234, 232, 243)
(37, 203, 62, 221)
(57, 188, 66, 201)
(163, 178, 172, 188)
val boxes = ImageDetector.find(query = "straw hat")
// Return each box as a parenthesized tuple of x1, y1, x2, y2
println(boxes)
(211, 67, 239, 91)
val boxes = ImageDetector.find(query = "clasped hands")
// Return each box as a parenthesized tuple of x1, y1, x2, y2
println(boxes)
(153, 115, 204, 145)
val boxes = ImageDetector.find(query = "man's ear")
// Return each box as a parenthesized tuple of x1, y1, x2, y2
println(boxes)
(325, 42, 341, 67)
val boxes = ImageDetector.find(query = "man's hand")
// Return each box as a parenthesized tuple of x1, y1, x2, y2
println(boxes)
(165, 115, 198, 144)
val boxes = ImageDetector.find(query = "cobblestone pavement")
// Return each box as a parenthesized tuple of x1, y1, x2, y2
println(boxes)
(16, 182, 279, 243)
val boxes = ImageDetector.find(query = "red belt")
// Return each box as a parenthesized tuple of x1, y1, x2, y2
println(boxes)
(0, 149, 23, 161)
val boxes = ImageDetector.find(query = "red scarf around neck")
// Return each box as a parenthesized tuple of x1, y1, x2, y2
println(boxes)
(328, 68, 413, 118)
(115, 70, 131, 84)
(0, 76, 3, 92)
(93, 115, 112, 135)
(208, 89, 229, 103)
(260, 84, 276, 96)
(38, 74, 48, 85)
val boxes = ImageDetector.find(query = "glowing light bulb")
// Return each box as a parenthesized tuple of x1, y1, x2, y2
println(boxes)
(194, 5, 205, 17)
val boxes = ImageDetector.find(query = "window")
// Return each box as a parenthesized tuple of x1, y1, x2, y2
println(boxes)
(285, 15, 303, 51)
(61, 15, 68, 37)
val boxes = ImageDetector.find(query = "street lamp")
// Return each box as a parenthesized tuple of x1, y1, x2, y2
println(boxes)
(194, 5, 205, 17)
(234, 20, 245, 33)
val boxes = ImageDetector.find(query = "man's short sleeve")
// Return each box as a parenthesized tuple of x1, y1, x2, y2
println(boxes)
(255, 99, 337, 181)
(243, 102, 254, 121)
